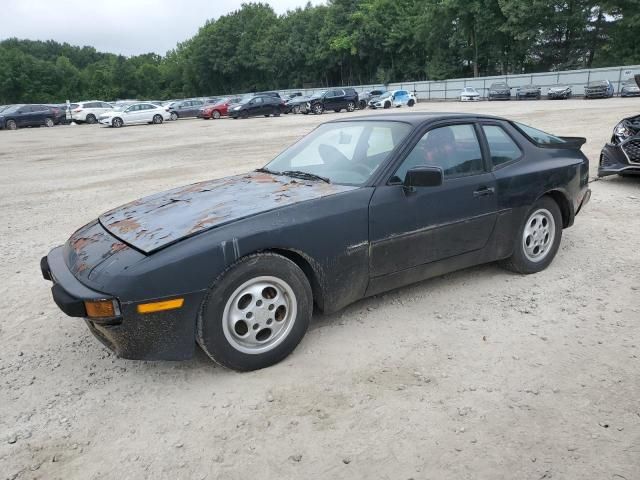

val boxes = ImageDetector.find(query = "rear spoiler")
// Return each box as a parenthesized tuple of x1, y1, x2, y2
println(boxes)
(533, 136, 586, 150)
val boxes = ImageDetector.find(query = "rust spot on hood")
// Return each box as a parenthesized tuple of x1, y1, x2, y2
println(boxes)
(98, 171, 357, 253)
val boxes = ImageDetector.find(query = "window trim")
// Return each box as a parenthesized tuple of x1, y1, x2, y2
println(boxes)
(478, 121, 524, 171)
(385, 120, 489, 185)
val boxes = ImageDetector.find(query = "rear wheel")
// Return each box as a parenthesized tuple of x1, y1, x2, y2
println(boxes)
(197, 253, 313, 371)
(152, 114, 163, 124)
(86, 114, 97, 124)
(346, 101, 356, 112)
(501, 196, 562, 274)
(112, 117, 123, 128)
(170, 112, 178, 121)
(408, 99, 415, 107)
(384, 101, 391, 109)
(44, 118, 54, 128)
(6, 119, 17, 130)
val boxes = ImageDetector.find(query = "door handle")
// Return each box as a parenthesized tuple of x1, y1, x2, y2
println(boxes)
(473, 187, 495, 197)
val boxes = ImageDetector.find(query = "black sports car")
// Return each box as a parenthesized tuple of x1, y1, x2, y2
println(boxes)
(42, 113, 591, 371)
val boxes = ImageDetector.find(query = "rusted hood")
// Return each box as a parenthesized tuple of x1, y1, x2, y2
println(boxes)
(99, 172, 357, 254)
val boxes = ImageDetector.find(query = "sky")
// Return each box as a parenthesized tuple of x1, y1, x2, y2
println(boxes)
(1, 0, 327, 56)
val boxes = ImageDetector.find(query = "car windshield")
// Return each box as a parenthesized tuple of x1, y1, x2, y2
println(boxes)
(588, 81, 607, 86)
(378, 92, 393, 99)
(2, 105, 22, 113)
(463, 88, 475, 92)
(515, 122, 566, 145)
(112, 105, 129, 111)
(264, 121, 412, 186)
(553, 85, 568, 88)
(491, 83, 508, 89)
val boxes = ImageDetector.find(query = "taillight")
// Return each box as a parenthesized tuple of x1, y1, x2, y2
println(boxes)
(73, 108, 83, 113)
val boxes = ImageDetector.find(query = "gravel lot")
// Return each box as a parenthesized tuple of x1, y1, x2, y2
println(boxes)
(1, 98, 639, 480)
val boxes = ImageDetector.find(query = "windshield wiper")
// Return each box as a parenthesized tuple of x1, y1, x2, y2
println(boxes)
(281, 170, 331, 183)
(255, 167, 281, 175)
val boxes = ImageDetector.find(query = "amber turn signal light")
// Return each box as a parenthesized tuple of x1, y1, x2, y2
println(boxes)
(137, 298, 184, 314)
(84, 299, 118, 318)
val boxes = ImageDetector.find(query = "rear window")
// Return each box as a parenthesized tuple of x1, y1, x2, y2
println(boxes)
(514, 122, 566, 145)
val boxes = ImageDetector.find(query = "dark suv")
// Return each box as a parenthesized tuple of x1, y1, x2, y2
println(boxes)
(0, 104, 56, 130)
(306, 88, 359, 114)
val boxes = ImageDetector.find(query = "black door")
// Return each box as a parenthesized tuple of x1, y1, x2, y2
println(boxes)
(369, 123, 498, 277)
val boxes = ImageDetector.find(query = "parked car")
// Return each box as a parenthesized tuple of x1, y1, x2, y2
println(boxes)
(459, 87, 481, 102)
(168, 99, 205, 120)
(284, 95, 313, 114)
(598, 113, 640, 177)
(368, 90, 416, 109)
(0, 104, 57, 130)
(41, 113, 590, 371)
(584, 80, 614, 99)
(229, 95, 284, 119)
(98, 102, 170, 128)
(620, 78, 640, 97)
(488, 82, 511, 100)
(306, 88, 359, 114)
(516, 85, 541, 100)
(67, 101, 114, 124)
(200, 96, 243, 119)
(358, 89, 387, 109)
(547, 85, 572, 99)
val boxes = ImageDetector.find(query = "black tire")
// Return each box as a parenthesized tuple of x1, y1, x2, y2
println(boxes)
(152, 114, 163, 124)
(312, 103, 323, 115)
(170, 112, 178, 121)
(500, 196, 563, 274)
(197, 253, 313, 371)
(384, 101, 391, 109)
(6, 119, 17, 130)
(358, 100, 367, 110)
(86, 114, 97, 124)
(292, 105, 301, 114)
(213, 110, 221, 119)
(273, 107, 280, 117)
(408, 99, 415, 107)
(241, 111, 249, 119)
(346, 101, 355, 112)
(334, 108, 341, 113)
(44, 117, 54, 128)
(264, 114, 271, 117)
(112, 117, 123, 128)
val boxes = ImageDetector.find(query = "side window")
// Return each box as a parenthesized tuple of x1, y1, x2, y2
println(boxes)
(393, 124, 484, 182)
(482, 125, 522, 168)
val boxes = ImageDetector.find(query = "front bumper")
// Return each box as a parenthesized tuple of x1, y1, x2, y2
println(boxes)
(460, 96, 480, 102)
(41, 246, 201, 360)
(585, 89, 609, 98)
(598, 140, 640, 177)
(488, 92, 511, 100)
(548, 91, 570, 99)
(621, 90, 640, 97)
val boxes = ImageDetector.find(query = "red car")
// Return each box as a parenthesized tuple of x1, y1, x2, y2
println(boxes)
(201, 96, 243, 119)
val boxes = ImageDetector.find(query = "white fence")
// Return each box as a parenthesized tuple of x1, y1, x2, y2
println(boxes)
(277, 64, 640, 101)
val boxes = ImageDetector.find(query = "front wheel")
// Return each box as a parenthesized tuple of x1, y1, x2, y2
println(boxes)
(312, 104, 323, 115)
(213, 110, 221, 119)
(500, 196, 562, 274)
(44, 118, 54, 127)
(197, 253, 313, 371)
(6, 119, 17, 130)
(408, 99, 415, 107)
(292, 105, 300, 114)
(152, 114, 163, 124)
(346, 102, 355, 112)
(112, 117, 123, 128)
(383, 101, 391, 109)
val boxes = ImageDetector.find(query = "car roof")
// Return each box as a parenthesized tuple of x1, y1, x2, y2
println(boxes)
(329, 112, 506, 126)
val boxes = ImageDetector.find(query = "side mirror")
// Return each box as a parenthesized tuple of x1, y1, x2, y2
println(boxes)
(404, 166, 443, 189)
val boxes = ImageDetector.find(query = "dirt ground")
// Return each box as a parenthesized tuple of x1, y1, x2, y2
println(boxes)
(1, 98, 639, 480)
